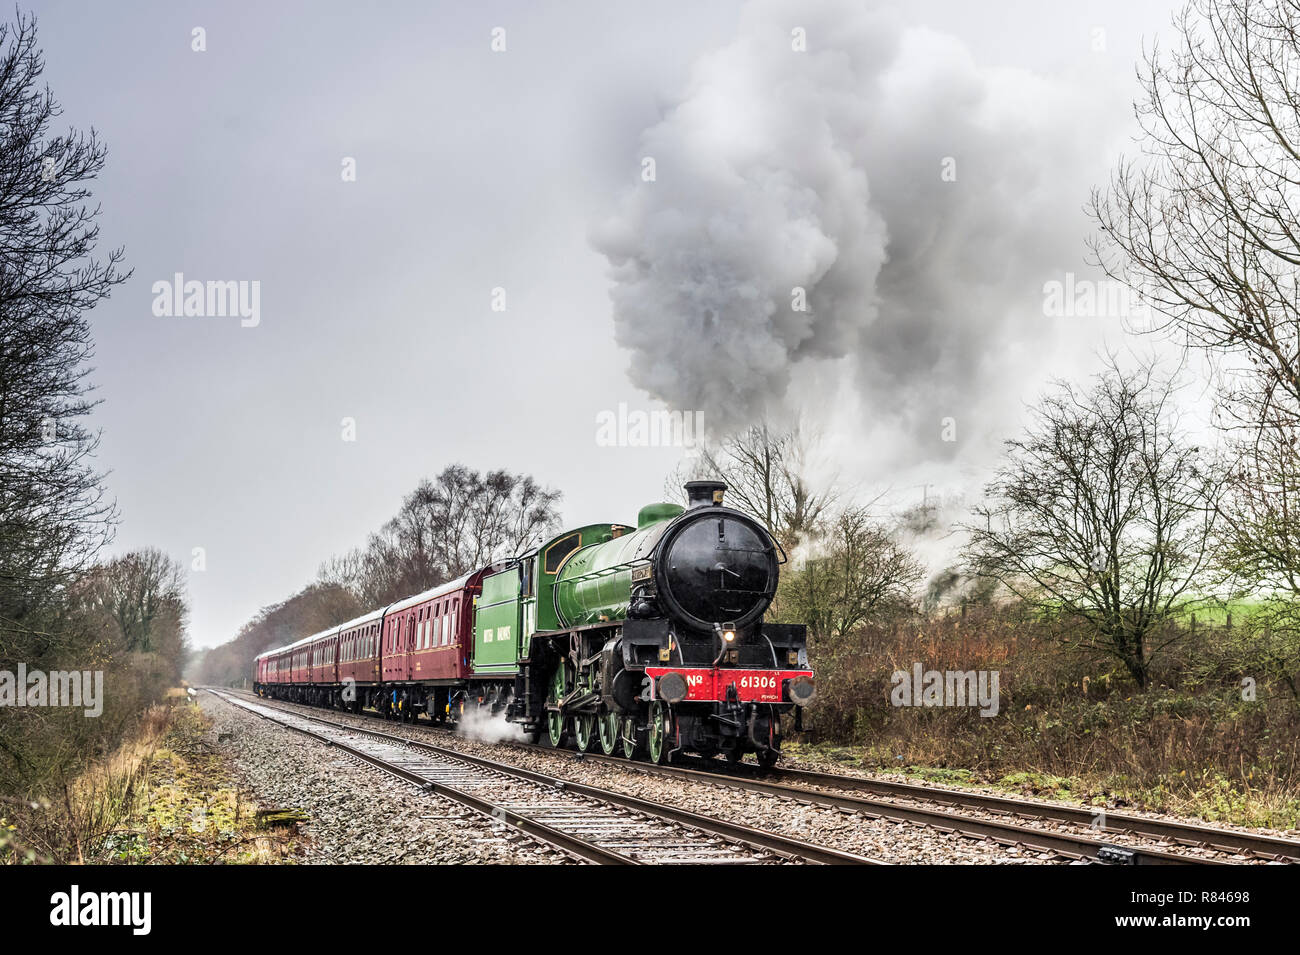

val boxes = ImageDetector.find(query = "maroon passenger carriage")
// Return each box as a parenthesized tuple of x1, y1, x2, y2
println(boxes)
(254, 564, 500, 721)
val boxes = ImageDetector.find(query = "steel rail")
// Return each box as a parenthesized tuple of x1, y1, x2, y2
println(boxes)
(211, 691, 631, 864)
(210, 691, 880, 865)
(731, 762, 1300, 863)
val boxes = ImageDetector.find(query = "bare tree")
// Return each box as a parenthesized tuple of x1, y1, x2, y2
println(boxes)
(1090, 0, 1300, 425)
(192, 582, 361, 687)
(782, 505, 924, 640)
(321, 464, 562, 605)
(1216, 414, 1300, 686)
(964, 362, 1223, 687)
(1090, 0, 1300, 642)
(676, 422, 835, 552)
(0, 13, 126, 653)
(72, 549, 189, 666)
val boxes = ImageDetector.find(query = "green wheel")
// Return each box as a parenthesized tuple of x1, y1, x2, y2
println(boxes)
(547, 710, 569, 747)
(621, 714, 645, 760)
(574, 714, 595, 752)
(598, 711, 620, 755)
(546, 664, 569, 748)
(648, 701, 674, 765)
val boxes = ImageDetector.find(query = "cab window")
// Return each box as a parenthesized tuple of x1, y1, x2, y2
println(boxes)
(543, 534, 580, 574)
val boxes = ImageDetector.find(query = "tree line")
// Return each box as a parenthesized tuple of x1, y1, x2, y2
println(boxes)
(191, 465, 563, 686)
(0, 14, 190, 802)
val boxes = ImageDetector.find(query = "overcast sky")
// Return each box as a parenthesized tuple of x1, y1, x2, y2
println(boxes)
(28, 0, 1183, 648)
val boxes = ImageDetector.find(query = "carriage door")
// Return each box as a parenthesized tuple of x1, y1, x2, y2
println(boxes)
(402, 613, 415, 682)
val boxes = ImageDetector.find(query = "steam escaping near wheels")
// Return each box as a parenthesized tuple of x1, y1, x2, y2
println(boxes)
(455, 706, 527, 745)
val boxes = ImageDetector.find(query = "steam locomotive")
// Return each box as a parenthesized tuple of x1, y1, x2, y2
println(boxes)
(253, 480, 814, 766)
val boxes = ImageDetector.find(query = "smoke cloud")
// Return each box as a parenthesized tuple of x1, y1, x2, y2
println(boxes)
(592, 0, 1109, 467)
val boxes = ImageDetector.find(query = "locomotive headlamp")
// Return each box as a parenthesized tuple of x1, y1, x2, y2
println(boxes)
(711, 622, 739, 666)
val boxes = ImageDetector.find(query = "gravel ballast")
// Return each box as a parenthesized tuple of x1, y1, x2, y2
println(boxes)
(200, 692, 566, 864)
(227, 695, 1069, 864)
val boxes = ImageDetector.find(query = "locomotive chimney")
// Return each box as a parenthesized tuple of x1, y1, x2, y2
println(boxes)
(684, 479, 726, 508)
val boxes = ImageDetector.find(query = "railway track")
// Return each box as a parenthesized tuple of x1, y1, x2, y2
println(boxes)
(715, 760, 1300, 863)
(584, 754, 1289, 865)
(208, 690, 879, 865)
(224, 690, 1300, 865)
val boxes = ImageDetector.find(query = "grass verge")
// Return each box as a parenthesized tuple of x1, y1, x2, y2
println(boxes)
(2, 694, 305, 863)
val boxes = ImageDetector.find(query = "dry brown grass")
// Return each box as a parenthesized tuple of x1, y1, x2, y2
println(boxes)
(2, 704, 169, 863)
(802, 606, 1300, 827)
(2, 695, 301, 864)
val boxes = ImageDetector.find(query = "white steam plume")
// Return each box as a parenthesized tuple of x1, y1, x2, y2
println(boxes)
(592, 0, 1111, 467)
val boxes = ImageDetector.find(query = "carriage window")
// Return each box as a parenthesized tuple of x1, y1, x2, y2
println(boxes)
(543, 534, 580, 574)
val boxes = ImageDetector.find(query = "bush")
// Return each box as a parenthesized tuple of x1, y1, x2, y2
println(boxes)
(800, 602, 1300, 825)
